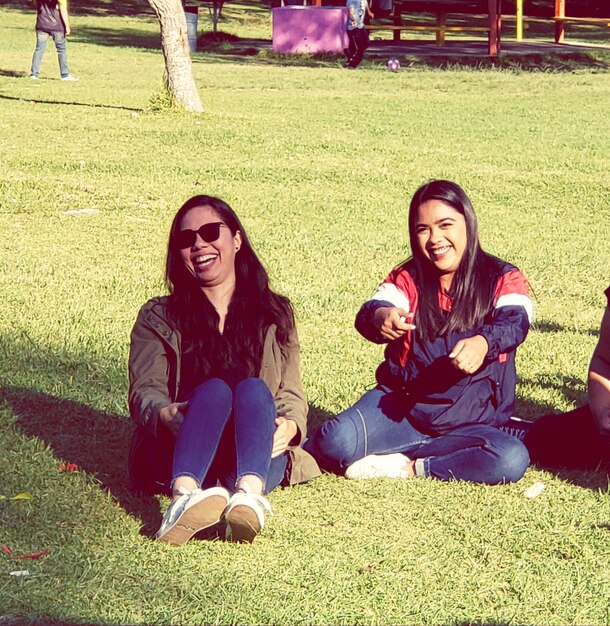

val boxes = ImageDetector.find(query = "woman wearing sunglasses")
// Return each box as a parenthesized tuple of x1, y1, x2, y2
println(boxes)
(128, 195, 319, 544)
(305, 180, 532, 485)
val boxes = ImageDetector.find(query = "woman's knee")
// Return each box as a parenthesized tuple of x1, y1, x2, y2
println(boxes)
(235, 377, 274, 402)
(490, 436, 530, 484)
(306, 417, 361, 471)
(188, 378, 233, 415)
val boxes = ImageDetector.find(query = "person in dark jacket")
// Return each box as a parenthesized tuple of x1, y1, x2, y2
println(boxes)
(305, 180, 532, 484)
(30, 0, 78, 81)
(128, 195, 319, 545)
(525, 284, 610, 471)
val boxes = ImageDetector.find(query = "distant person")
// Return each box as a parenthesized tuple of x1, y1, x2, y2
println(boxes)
(305, 180, 532, 485)
(128, 195, 319, 545)
(30, 0, 78, 81)
(345, 0, 374, 69)
(525, 284, 610, 471)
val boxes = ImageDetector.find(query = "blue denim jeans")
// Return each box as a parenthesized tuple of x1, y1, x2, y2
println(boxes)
(172, 377, 287, 494)
(525, 404, 610, 470)
(31, 30, 70, 78)
(304, 386, 529, 485)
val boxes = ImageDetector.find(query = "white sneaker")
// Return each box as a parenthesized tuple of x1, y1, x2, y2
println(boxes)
(29, 75, 39, 80)
(224, 484, 273, 543)
(60, 74, 79, 81)
(345, 453, 411, 480)
(156, 486, 230, 545)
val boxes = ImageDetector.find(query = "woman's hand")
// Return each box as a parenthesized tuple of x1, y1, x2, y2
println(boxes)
(373, 307, 415, 341)
(272, 417, 298, 458)
(449, 335, 489, 374)
(159, 402, 188, 437)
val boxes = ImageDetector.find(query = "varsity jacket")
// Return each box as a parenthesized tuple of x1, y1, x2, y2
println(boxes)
(355, 258, 533, 435)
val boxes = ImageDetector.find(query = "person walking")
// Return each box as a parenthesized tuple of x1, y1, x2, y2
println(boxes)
(30, 0, 78, 81)
(345, 0, 373, 69)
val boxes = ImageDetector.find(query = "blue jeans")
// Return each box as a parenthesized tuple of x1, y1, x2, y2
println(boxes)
(304, 386, 529, 485)
(172, 377, 287, 494)
(525, 405, 610, 470)
(31, 30, 70, 78)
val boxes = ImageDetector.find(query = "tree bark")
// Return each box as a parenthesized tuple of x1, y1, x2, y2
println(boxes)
(147, 0, 204, 112)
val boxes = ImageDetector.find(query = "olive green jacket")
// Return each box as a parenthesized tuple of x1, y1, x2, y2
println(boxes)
(128, 296, 320, 485)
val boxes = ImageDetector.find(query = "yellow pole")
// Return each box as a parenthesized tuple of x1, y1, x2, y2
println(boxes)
(516, 0, 523, 40)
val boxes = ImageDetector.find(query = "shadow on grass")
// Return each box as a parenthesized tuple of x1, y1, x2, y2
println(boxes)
(518, 373, 588, 410)
(532, 318, 600, 336)
(550, 467, 610, 490)
(0, 0, 155, 17)
(189, 36, 610, 71)
(1, 0, 271, 17)
(0, 93, 142, 112)
(0, 68, 28, 78)
(2, 384, 333, 538)
(72, 25, 160, 50)
(1, 385, 164, 537)
(391, 50, 610, 71)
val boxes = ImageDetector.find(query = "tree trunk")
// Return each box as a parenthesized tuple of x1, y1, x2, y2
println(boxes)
(147, 0, 204, 112)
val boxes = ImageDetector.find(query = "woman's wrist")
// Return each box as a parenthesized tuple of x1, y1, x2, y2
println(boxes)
(286, 419, 299, 444)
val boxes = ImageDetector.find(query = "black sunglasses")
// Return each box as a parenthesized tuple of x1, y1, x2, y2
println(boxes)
(174, 222, 226, 249)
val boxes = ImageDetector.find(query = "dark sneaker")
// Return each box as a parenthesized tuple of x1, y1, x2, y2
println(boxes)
(499, 416, 532, 441)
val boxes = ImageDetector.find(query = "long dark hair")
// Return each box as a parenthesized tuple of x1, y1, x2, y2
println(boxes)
(406, 180, 496, 341)
(165, 195, 295, 378)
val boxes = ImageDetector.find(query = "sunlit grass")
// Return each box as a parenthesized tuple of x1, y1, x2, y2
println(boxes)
(1, 5, 610, 625)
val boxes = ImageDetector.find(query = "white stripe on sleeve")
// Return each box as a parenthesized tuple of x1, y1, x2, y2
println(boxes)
(495, 293, 534, 323)
(369, 282, 411, 312)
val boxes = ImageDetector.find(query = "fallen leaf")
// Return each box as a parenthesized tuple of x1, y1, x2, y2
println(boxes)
(0, 492, 32, 501)
(58, 463, 79, 472)
(2, 545, 49, 559)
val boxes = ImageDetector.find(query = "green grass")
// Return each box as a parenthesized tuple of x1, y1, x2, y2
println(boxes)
(1, 4, 610, 625)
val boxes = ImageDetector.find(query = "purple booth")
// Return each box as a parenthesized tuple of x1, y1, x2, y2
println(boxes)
(272, 6, 349, 54)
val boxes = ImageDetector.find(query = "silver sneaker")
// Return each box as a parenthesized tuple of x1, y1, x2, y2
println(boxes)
(156, 486, 230, 545)
(345, 453, 411, 480)
(224, 484, 273, 543)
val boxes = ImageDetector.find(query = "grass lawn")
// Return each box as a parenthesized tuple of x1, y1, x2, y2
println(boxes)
(1, 3, 610, 624)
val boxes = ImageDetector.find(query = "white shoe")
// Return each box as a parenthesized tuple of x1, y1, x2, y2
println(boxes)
(224, 483, 273, 543)
(60, 74, 79, 81)
(156, 486, 230, 545)
(29, 75, 39, 80)
(345, 453, 411, 480)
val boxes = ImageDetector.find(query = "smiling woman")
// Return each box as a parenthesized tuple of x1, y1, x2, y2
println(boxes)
(414, 199, 467, 290)
(127, 195, 319, 545)
(177, 209, 241, 312)
(305, 180, 534, 486)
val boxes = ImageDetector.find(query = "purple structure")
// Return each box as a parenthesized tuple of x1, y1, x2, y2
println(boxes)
(272, 6, 349, 54)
